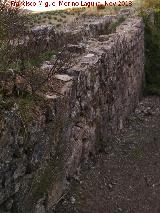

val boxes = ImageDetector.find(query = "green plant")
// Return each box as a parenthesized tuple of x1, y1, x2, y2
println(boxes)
(104, 16, 126, 34)
(0, 98, 14, 110)
(25, 50, 56, 67)
(60, 14, 66, 18)
(56, 23, 61, 28)
(143, 10, 160, 95)
(131, 148, 143, 160)
(53, 16, 58, 20)
(48, 15, 52, 20)
(97, 4, 106, 10)
(57, 18, 63, 22)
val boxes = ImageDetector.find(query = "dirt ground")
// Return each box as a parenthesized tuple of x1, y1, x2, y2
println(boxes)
(54, 96, 160, 213)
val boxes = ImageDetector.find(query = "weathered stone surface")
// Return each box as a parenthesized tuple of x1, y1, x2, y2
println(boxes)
(17, 13, 129, 59)
(0, 16, 144, 213)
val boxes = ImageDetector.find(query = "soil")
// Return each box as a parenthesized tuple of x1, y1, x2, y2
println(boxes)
(54, 96, 160, 213)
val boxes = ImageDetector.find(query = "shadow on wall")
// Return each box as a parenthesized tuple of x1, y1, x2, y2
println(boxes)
(142, 9, 160, 95)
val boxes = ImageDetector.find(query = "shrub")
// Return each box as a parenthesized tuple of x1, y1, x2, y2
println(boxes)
(48, 15, 52, 20)
(53, 16, 58, 20)
(0, 2, 29, 72)
(143, 10, 160, 95)
(57, 18, 63, 22)
(97, 4, 106, 10)
(0, 2, 72, 99)
(60, 14, 66, 18)
(140, 0, 160, 9)
(56, 23, 61, 28)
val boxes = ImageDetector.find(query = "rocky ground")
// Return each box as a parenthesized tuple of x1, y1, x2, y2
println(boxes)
(54, 96, 160, 213)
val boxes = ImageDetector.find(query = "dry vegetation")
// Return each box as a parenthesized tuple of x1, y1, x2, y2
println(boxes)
(0, 2, 72, 121)
(28, 6, 122, 29)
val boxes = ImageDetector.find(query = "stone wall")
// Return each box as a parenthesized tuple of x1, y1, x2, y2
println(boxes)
(21, 13, 128, 58)
(0, 16, 144, 213)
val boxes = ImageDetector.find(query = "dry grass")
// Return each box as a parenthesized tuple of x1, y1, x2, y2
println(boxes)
(28, 6, 121, 29)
